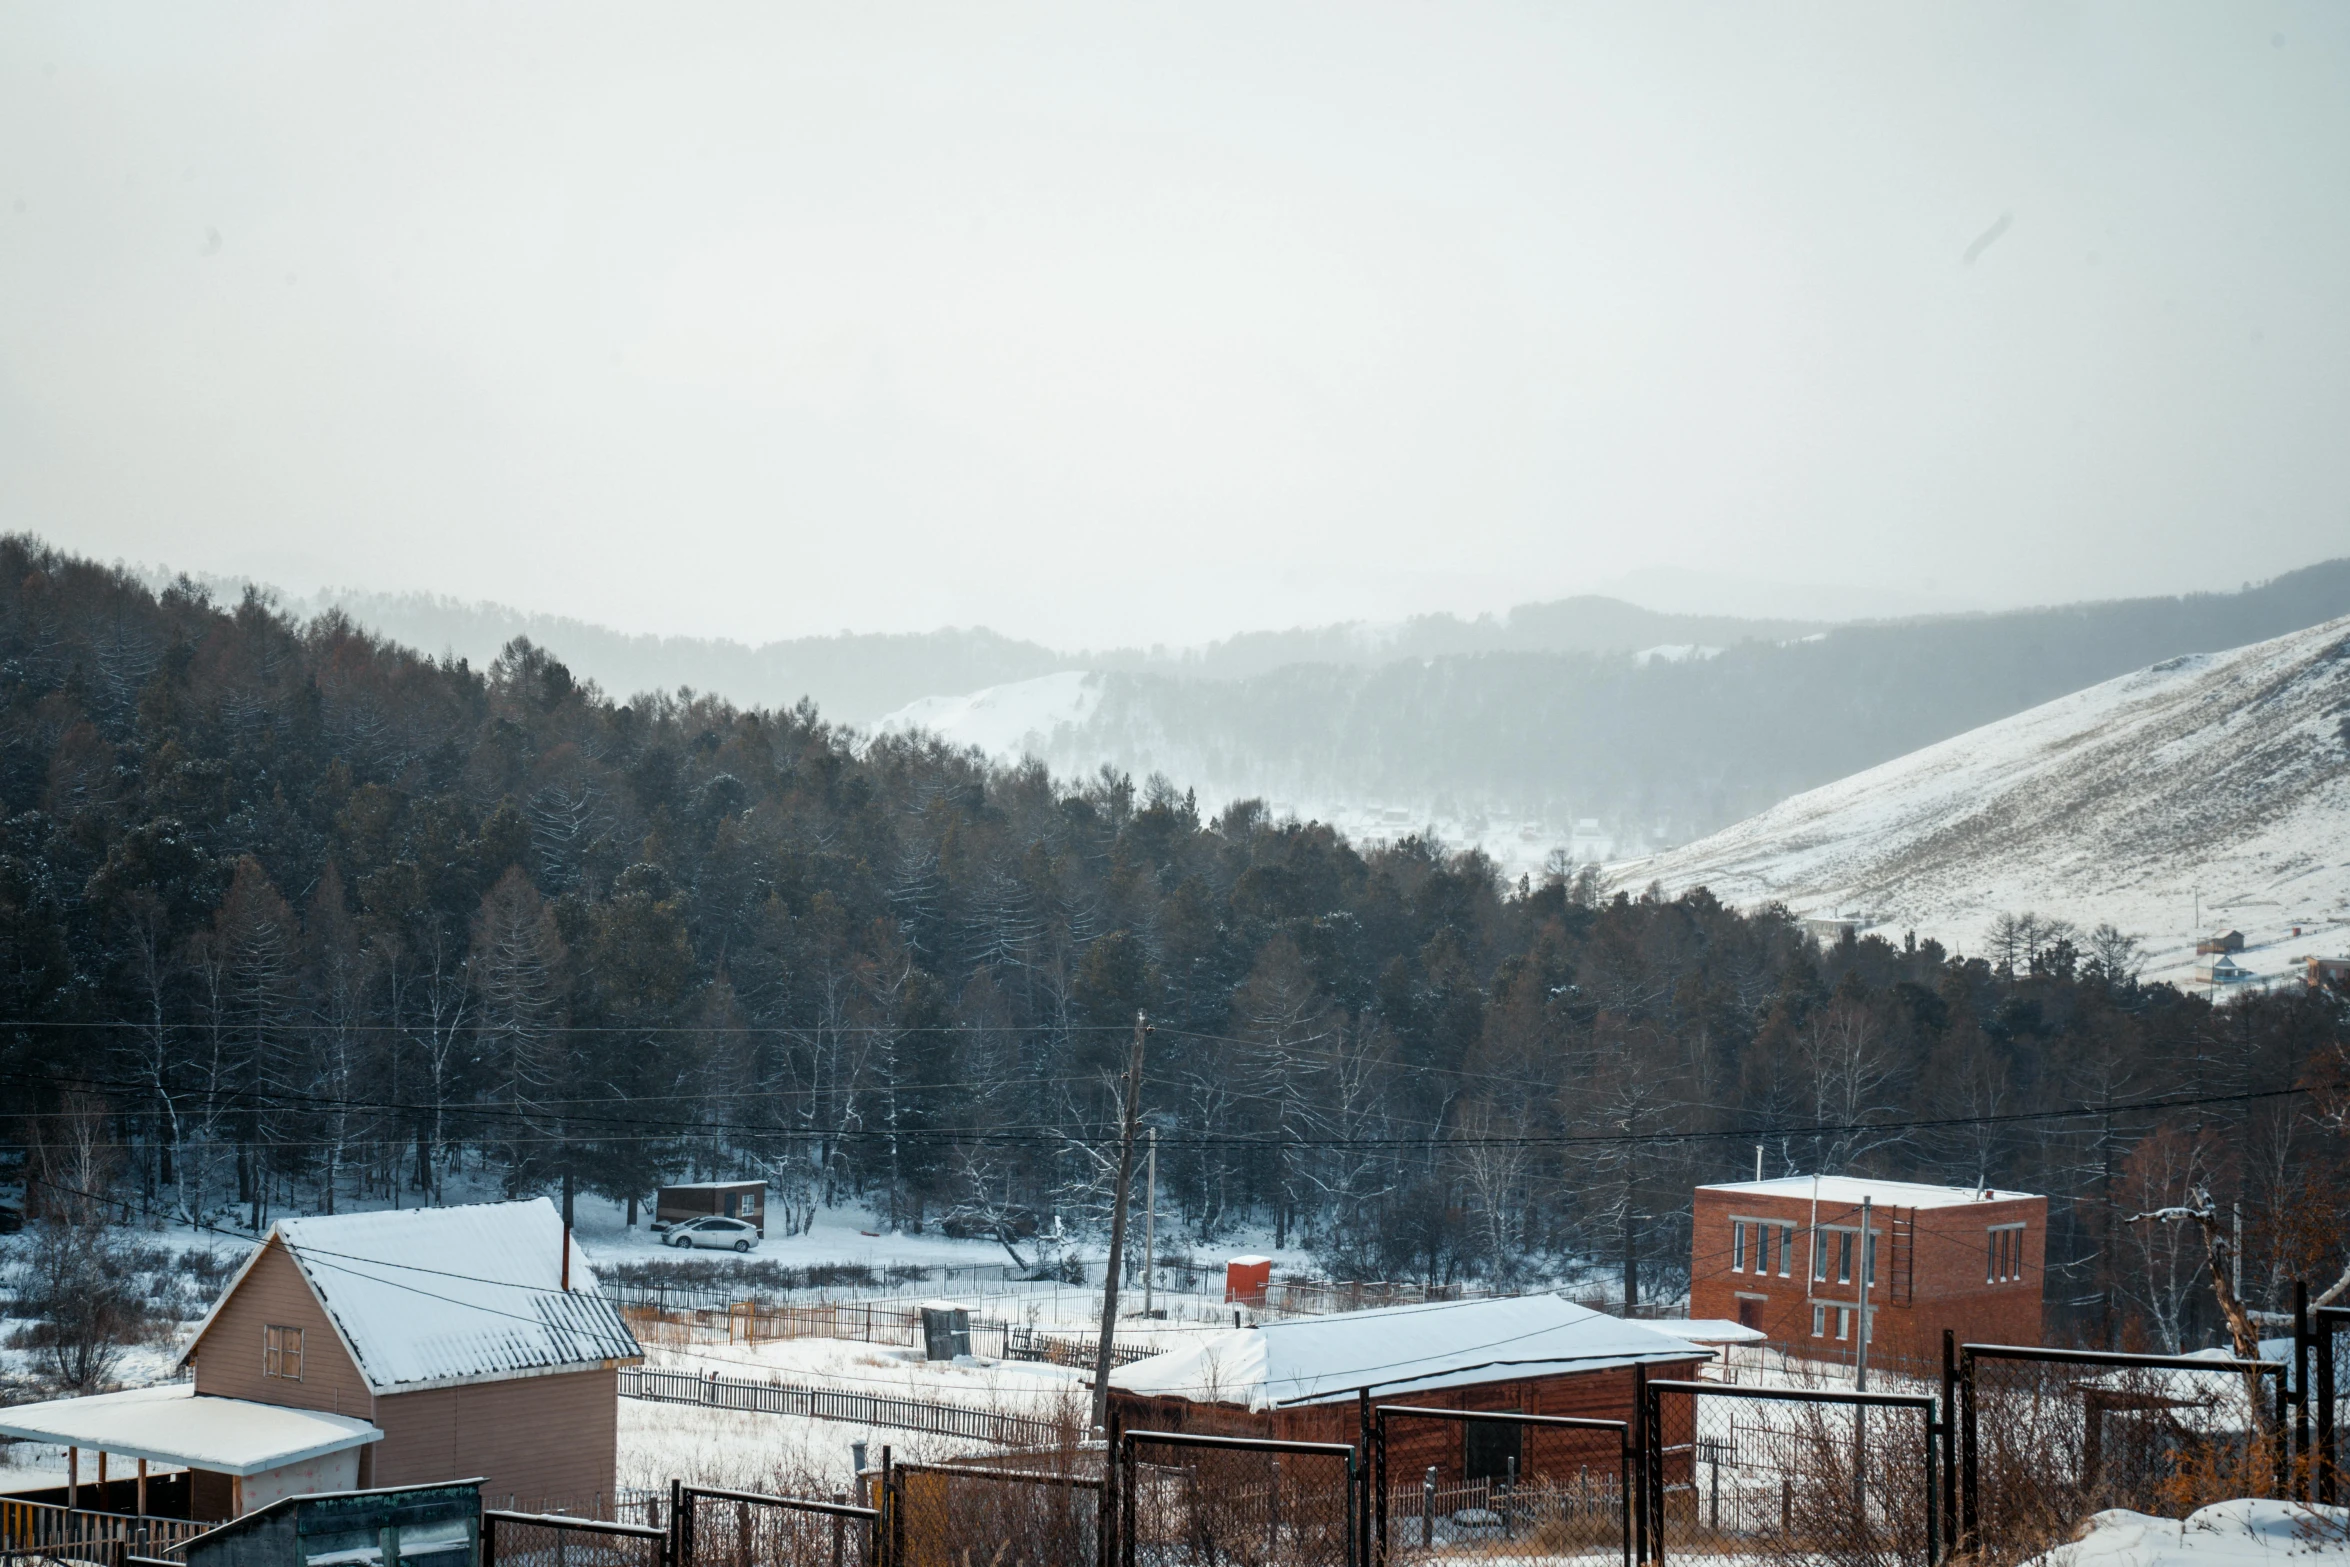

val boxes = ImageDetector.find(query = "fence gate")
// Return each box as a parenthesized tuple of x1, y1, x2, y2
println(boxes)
(886, 1460, 1102, 1567)
(1958, 1343, 2289, 1562)
(1368, 1405, 1629, 1566)
(2316, 1304, 2347, 1506)
(1119, 1430, 1359, 1567)
(674, 1484, 878, 1567)
(486, 1510, 671, 1567)
(1641, 1380, 1938, 1567)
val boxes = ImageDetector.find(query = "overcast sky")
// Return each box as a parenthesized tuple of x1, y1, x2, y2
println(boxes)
(3, 3, 2346, 649)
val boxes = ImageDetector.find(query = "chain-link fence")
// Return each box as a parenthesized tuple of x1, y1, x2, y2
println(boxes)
(1958, 1345, 2284, 1565)
(675, 1485, 877, 1567)
(485, 1510, 670, 1567)
(2317, 1306, 2347, 1507)
(1118, 1430, 1358, 1567)
(1371, 1405, 1630, 1565)
(1644, 1380, 1936, 1567)
(887, 1460, 1102, 1567)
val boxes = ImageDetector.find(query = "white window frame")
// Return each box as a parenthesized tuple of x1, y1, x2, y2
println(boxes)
(1988, 1222, 2025, 1283)
(1732, 1221, 1747, 1272)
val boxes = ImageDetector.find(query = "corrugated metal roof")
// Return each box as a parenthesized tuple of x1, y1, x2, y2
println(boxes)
(1110, 1292, 1706, 1410)
(247, 1200, 641, 1393)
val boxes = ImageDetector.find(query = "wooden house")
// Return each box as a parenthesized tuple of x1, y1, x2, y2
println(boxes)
(178, 1199, 641, 1513)
(1106, 1294, 1708, 1489)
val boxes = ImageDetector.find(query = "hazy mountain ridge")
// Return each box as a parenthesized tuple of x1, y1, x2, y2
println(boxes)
(1620, 614, 2350, 985)
(131, 571, 1832, 725)
(880, 560, 2350, 861)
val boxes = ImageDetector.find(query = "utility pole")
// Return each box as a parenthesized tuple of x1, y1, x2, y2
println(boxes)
(2232, 1202, 2242, 1303)
(1090, 1011, 1150, 1434)
(1143, 1128, 1158, 1321)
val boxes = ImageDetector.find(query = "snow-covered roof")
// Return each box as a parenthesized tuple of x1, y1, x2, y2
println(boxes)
(1699, 1176, 2042, 1209)
(0, 1384, 380, 1477)
(658, 1180, 764, 1190)
(1643, 1318, 1767, 1345)
(181, 1199, 642, 1395)
(1109, 1293, 1707, 1411)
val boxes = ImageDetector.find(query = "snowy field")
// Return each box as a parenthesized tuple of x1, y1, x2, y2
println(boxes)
(641, 1338, 1090, 1419)
(616, 1396, 984, 1497)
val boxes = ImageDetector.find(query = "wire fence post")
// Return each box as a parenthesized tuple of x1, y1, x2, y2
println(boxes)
(1633, 1361, 1650, 1565)
(1958, 1346, 1978, 1554)
(2294, 1279, 2311, 1501)
(2321, 1305, 2342, 1506)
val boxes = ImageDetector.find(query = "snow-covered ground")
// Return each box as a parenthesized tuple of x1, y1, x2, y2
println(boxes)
(1616, 616, 2350, 989)
(2029, 1501, 2350, 1567)
(616, 1397, 983, 1497)
(643, 1339, 1088, 1416)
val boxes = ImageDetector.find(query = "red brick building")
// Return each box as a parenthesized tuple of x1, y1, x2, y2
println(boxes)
(1688, 1177, 2045, 1369)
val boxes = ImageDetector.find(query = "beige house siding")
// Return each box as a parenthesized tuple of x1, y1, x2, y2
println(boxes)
(188, 1238, 373, 1420)
(373, 1367, 619, 1508)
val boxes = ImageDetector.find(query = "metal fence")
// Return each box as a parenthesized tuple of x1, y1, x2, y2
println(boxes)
(2318, 1303, 2347, 1505)
(1118, 1429, 1360, 1567)
(885, 1460, 1102, 1567)
(1372, 1404, 1631, 1566)
(1643, 1379, 1938, 1567)
(674, 1483, 877, 1567)
(484, 1510, 669, 1567)
(621, 1366, 1063, 1448)
(1955, 1342, 2285, 1564)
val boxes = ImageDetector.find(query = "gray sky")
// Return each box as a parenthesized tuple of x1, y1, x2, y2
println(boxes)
(3, 3, 2346, 649)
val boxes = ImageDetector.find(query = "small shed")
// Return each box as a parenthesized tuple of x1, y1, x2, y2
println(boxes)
(1223, 1256, 1272, 1308)
(653, 1181, 766, 1236)
(1107, 1294, 1708, 1487)
(174, 1479, 482, 1567)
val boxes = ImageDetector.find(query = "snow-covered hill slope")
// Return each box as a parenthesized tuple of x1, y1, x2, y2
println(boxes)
(872, 671, 1101, 758)
(1616, 616, 2350, 988)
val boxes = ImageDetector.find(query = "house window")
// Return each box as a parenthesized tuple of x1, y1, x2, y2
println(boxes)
(1865, 1231, 1877, 1287)
(1812, 1304, 1827, 1337)
(1813, 1230, 1828, 1282)
(1836, 1308, 1852, 1341)
(264, 1325, 304, 1380)
(1732, 1221, 1747, 1272)
(1755, 1224, 1771, 1276)
(1778, 1225, 1794, 1276)
(1837, 1231, 1853, 1285)
(1989, 1224, 2024, 1283)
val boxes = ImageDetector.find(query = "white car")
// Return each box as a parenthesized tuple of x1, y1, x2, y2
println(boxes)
(664, 1216, 761, 1252)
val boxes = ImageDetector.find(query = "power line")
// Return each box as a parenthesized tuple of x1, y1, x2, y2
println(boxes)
(5, 1064, 2312, 1150)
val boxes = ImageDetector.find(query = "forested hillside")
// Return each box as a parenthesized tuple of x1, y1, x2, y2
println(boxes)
(4, 536, 2345, 1352)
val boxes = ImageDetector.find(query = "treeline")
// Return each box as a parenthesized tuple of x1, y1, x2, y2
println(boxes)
(3, 535, 2345, 1352)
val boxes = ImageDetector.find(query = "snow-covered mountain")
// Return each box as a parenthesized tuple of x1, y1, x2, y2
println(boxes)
(1615, 616, 2350, 988)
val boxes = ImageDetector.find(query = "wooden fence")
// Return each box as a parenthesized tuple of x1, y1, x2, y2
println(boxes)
(619, 1367, 1065, 1449)
(0, 1494, 208, 1563)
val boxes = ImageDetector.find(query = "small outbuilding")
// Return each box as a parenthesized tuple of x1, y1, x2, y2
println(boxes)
(1107, 1293, 1708, 1488)
(652, 1181, 766, 1237)
(174, 1480, 482, 1567)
